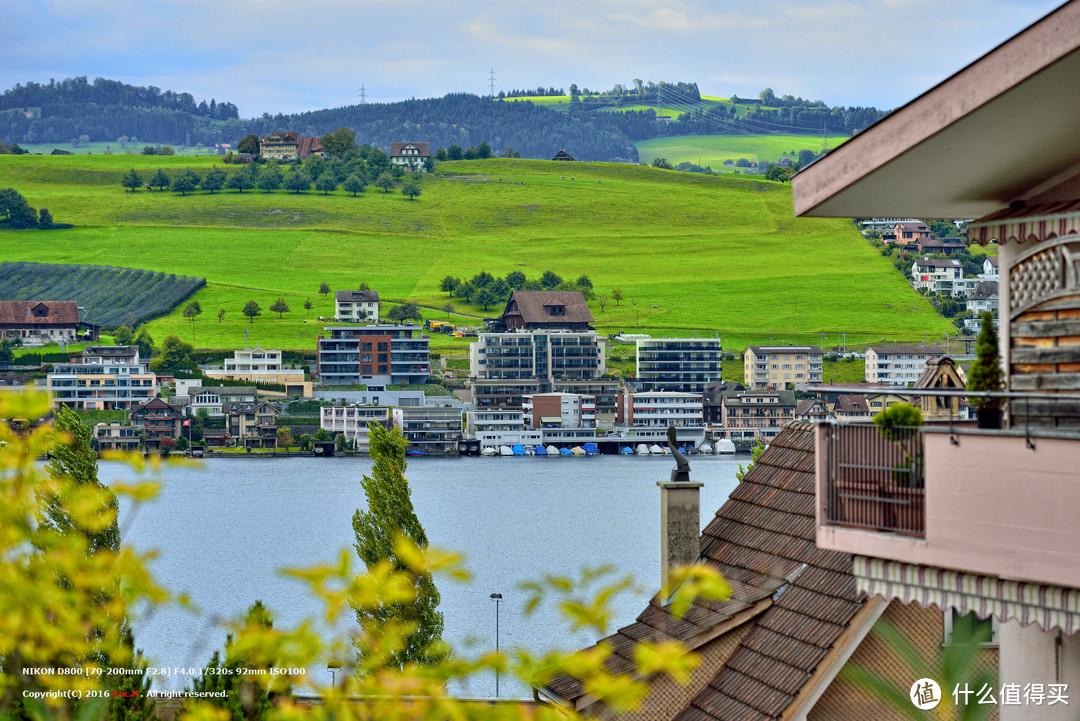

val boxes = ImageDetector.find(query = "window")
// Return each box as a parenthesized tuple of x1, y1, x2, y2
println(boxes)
(945, 610, 998, 646)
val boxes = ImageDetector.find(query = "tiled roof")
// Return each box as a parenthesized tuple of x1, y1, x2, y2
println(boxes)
(545, 422, 865, 721)
(912, 258, 961, 268)
(335, 289, 380, 303)
(721, 390, 797, 407)
(704, 381, 746, 406)
(865, 344, 945, 356)
(501, 290, 594, 326)
(970, 281, 999, 300)
(0, 301, 80, 326)
(745, 345, 823, 355)
(832, 394, 869, 414)
(390, 142, 430, 157)
(297, 136, 323, 158)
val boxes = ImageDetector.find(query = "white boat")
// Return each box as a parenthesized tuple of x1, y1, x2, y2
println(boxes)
(698, 441, 714, 454)
(649, 444, 665, 455)
(636, 443, 650, 455)
(570, 446, 587, 456)
(716, 439, 736, 454)
(480, 447, 497, 457)
(546, 445, 561, 456)
(499, 446, 514, 456)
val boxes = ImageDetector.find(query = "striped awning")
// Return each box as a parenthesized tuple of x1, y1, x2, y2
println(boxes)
(854, 556, 1080, 635)
(968, 199, 1080, 245)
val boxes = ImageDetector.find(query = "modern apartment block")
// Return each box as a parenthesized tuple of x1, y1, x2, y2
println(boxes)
(334, 290, 380, 322)
(864, 344, 945, 386)
(793, 5, 1080, 713)
(743, 345, 823, 390)
(319, 405, 390, 451)
(469, 331, 606, 409)
(464, 408, 541, 448)
(392, 406, 461, 454)
(616, 391, 704, 428)
(202, 345, 308, 394)
(47, 345, 157, 410)
(523, 393, 596, 429)
(318, 325, 430, 387)
(635, 337, 723, 393)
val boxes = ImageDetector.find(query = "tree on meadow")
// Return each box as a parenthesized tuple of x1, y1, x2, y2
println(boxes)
(150, 168, 170, 191)
(202, 166, 226, 194)
(121, 169, 142, 192)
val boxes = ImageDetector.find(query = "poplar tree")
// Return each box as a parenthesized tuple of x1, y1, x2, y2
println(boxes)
(352, 424, 446, 669)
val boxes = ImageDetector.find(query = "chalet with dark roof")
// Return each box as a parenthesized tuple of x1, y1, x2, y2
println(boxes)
(498, 290, 594, 332)
(131, 397, 185, 448)
(390, 142, 430, 171)
(296, 136, 323, 159)
(0, 300, 94, 344)
(334, 289, 380, 322)
(258, 131, 299, 160)
(703, 380, 745, 424)
(910, 235, 966, 255)
(538, 422, 997, 720)
(223, 400, 279, 446)
(552, 149, 574, 161)
(967, 280, 999, 314)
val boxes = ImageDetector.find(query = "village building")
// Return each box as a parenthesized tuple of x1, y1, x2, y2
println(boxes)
(864, 343, 945, 386)
(334, 289, 380, 322)
(130, 397, 185, 448)
(0, 300, 95, 345)
(317, 325, 430, 388)
(496, 290, 594, 332)
(743, 345, 823, 390)
(635, 337, 723, 393)
(389, 142, 430, 171)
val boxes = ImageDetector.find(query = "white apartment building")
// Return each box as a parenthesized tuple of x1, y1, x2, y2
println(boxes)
(743, 345, 824, 390)
(392, 406, 462, 454)
(864, 344, 945, 386)
(47, 346, 157, 411)
(320, 405, 390, 451)
(334, 290, 380, 322)
(911, 257, 979, 297)
(616, 391, 704, 429)
(202, 345, 306, 389)
(465, 409, 541, 448)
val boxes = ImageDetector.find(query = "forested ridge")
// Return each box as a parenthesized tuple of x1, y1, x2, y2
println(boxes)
(0, 76, 886, 161)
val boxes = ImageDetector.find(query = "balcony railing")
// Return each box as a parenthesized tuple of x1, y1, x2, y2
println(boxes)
(823, 423, 925, 537)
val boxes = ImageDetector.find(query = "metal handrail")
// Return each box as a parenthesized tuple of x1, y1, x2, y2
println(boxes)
(805, 385, 1069, 401)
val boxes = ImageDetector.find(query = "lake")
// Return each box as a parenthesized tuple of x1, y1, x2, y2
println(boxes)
(105, 454, 743, 697)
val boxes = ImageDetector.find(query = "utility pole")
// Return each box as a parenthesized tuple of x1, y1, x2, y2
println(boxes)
(357, 85, 367, 104)
(488, 68, 496, 98)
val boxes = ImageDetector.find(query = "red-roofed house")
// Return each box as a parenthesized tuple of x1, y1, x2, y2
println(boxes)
(0, 301, 94, 345)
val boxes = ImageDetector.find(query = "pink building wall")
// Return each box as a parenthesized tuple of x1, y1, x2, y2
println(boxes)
(816, 426, 1080, 588)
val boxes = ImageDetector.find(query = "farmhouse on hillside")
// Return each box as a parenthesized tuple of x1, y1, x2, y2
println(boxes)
(552, 149, 574, 161)
(496, 290, 594, 332)
(390, 142, 430, 171)
(0, 300, 96, 345)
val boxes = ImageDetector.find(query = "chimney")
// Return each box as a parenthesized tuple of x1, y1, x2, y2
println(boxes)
(657, 429, 702, 601)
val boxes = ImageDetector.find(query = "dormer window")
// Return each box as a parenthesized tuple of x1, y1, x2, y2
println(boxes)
(546, 305, 566, 316)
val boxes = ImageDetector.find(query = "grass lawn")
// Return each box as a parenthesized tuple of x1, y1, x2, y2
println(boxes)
(502, 95, 750, 119)
(635, 134, 850, 168)
(0, 156, 953, 352)
(967, 242, 999, 257)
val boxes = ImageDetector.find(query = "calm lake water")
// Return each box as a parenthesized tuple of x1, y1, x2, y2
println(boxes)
(104, 454, 743, 697)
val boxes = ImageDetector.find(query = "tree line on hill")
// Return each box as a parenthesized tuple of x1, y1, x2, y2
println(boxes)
(439, 269, 600, 310)
(0, 187, 68, 228)
(121, 145, 423, 200)
(0, 75, 886, 162)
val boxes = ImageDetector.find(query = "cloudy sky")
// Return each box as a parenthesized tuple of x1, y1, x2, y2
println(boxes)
(1, 0, 1066, 116)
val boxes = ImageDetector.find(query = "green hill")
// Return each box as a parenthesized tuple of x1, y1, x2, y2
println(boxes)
(635, 134, 850, 168)
(0, 155, 953, 352)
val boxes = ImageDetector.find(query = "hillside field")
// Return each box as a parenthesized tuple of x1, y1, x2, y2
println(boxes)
(635, 134, 850, 168)
(501, 95, 751, 119)
(0, 155, 953, 351)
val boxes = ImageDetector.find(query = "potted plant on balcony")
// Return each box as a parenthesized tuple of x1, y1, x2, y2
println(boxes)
(966, 311, 1005, 429)
(872, 403, 925, 535)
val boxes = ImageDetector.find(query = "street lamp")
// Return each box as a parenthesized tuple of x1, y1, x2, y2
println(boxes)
(327, 659, 342, 688)
(490, 592, 503, 698)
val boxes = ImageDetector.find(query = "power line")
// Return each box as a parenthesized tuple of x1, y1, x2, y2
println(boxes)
(488, 69, 496, 98)
(356, 85, 366, 104)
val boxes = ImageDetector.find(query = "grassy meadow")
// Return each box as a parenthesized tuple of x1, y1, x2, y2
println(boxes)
(15, 142, 215, 156)
(635, 134, 850, 168)
(502, 95, 748, 119)
(0, 154, 953, 351)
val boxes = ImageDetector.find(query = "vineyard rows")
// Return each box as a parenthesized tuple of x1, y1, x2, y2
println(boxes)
(0, 262, 205, 329)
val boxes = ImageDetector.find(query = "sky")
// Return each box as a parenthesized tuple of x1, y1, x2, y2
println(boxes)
(0, 0, 1067, 117)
